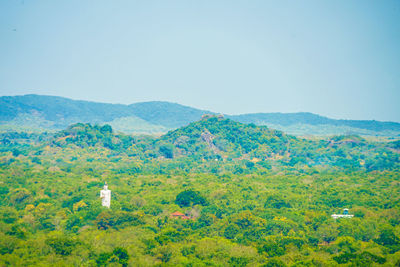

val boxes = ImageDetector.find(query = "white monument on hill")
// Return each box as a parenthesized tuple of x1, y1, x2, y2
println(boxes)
(100, 182, 111, 208)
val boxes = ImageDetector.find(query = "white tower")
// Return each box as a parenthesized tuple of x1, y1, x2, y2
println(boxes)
(100, 182, 111, 208)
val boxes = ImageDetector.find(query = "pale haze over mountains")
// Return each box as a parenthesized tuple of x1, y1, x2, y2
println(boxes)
(1, 94, 399, 137)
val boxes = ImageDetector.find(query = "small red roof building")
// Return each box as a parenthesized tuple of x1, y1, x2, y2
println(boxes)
(171, 211, 185, 217)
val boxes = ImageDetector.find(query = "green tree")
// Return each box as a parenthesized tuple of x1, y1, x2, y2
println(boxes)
(175, 190, 207, 207)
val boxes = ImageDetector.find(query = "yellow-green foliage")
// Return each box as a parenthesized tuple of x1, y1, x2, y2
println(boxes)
(0, 120, 399, 266)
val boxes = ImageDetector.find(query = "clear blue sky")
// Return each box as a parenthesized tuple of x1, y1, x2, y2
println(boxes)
(1, 0, 399, 122)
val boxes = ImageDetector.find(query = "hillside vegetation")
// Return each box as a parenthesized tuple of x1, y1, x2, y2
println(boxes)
(0, 117, 399, 265)
(1, 94, 399, 136)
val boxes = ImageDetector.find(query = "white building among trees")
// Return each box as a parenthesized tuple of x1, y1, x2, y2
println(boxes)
(331, 208, 353, 219)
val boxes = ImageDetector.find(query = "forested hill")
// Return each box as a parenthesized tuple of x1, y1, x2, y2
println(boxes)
(158, 115, 295, 159)
(1, 94, 400, 136)
(2, 116, 398, 172)
(152, 116, 399, 172)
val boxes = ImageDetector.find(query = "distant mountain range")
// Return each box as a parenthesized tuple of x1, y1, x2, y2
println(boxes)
(1, 94, 399, 136)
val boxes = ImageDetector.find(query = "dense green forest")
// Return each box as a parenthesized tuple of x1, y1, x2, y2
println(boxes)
(0, 116, 399, 266)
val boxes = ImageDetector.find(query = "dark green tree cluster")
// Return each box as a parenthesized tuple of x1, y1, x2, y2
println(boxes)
(175, 190, 208, 207)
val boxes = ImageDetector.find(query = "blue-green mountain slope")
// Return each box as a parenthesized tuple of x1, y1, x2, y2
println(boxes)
(1, 94, 399, 136)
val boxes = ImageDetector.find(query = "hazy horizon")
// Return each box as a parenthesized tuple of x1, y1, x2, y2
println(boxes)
(2, 93, 400, 124)
(1, 1, 399, 122)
